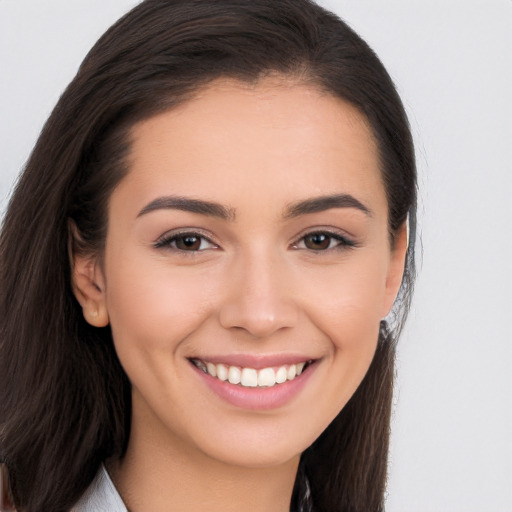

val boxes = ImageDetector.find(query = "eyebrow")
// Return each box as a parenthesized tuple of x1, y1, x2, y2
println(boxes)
(283, 194, 372, 218)
(137, 196, 235, 220)
(137, 193, 371, 221)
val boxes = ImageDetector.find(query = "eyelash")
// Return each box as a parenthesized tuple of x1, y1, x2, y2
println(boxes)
(154, 231, 218, 252)
(154, 229, 356, 253)
(291, 230, 357, 252)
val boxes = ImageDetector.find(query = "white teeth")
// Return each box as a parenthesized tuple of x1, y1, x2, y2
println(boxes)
(216, 363, 228, 381)
(193, 359, 311, 387)
(206, 362, 217, 377)
(275, 366, 287, 384)
(228, 366, 241, 385)
(241, 368, 258, 387)
(258, 368, 276, 387)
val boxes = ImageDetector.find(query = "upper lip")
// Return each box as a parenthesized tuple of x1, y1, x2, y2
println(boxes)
(188, 353, 318, 369)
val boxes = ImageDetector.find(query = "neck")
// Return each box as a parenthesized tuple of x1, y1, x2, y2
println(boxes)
(109, 407, 300, 512)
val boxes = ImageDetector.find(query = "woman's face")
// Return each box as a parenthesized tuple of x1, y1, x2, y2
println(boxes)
(76, 78, 406, 469)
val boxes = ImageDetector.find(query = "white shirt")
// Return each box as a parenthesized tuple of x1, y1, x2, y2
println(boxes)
(71, 465, 127, 512)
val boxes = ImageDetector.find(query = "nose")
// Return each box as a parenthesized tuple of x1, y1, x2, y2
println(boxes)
(218, 252, 299, 339)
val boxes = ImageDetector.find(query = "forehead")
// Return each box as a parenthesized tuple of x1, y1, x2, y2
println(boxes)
(116, 78, 386, 218)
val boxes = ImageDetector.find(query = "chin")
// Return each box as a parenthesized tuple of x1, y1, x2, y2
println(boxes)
(201, 439, 304, 470)
(181, 414, 327, 470)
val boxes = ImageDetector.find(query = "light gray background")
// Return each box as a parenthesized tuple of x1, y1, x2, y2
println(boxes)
(1, 1, 511, 510)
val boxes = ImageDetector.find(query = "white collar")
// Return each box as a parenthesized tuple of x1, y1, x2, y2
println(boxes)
(71, 464, 128, 512)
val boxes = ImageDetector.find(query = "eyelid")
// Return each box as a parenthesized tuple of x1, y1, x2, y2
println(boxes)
(290, 227, 358, 251)
(154, 228, 219, 251)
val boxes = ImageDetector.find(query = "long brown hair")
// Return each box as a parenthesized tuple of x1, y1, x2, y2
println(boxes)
(0, 1, 417, 510)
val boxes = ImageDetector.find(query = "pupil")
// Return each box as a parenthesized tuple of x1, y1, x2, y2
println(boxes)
(306, 233, 330, 250)
(178, 236, 200, 250)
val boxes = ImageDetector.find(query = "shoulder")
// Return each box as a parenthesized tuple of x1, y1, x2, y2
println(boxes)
(71, 465, 127, 512)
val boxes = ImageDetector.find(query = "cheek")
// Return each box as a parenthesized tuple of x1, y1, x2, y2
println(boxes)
(302, 253, 388, 348)
(297, 253, 387, 414)
(103, 253, 219, 360)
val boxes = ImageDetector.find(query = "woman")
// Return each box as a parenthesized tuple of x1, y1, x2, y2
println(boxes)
(0, 0, 417, 510)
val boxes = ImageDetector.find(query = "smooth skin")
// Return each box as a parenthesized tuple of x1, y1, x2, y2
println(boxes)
(73, 77, 407, 512)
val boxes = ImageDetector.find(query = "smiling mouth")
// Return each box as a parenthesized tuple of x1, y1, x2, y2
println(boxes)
(190, 358, 314, 388)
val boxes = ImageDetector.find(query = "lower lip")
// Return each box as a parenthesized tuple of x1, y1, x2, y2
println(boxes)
(191, 362, 317, 411)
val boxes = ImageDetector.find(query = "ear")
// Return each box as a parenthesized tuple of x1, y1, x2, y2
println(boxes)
(381, 221, 409, 318)
(68, 224, 109, 328)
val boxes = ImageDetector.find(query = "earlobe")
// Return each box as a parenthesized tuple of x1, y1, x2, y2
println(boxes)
(382, 221, 409, 318)
(68, 222, 109, 328)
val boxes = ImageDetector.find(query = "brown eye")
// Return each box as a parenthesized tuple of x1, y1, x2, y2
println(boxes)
(303, 233, 331, 250)
(175, 235, 202, 250)
(293, 231, 355, 252)
(155, 232, 217, 251)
